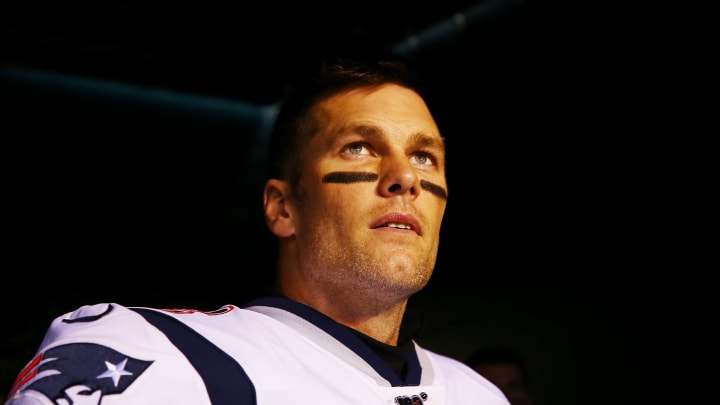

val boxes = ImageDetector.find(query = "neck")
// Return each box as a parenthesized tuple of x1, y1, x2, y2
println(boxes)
(280, 281, 408, 345)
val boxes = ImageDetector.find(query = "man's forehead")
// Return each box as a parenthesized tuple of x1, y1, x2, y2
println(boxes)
(352, 124, 443, 145)
(317, 83, 430, 115)
(308, 85, 442, 148)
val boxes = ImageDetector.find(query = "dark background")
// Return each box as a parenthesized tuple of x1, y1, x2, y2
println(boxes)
(2, 1, 686, 404)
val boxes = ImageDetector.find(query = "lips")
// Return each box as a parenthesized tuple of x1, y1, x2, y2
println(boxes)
(371, 213, 422, 236)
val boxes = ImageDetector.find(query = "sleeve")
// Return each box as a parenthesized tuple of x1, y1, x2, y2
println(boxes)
(4, 303, 213, 405)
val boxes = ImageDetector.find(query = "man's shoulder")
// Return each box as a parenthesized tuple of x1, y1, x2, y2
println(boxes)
(37, 303, 251, 350)
(416, 345, 510, 403)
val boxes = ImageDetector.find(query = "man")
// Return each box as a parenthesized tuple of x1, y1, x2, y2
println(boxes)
(4, 56, 510, 404)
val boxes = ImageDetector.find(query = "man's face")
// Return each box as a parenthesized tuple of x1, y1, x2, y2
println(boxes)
(291, 83, 448, 302)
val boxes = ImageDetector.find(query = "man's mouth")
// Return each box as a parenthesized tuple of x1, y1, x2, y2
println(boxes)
(371, 213, 422, 235)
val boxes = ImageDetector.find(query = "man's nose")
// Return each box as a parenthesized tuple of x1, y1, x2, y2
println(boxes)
(378, 153, 420, 199)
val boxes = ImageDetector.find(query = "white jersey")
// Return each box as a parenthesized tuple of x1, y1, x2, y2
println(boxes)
(5, 297, 509, 405)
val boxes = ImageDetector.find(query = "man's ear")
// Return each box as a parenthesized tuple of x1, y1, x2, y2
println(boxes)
(263, 179, 296, 238)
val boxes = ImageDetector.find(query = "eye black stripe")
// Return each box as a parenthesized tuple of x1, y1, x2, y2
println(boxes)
(322, 172, 379, 183)
(420, 180, 447, 200)
(321, 172, 447, 200)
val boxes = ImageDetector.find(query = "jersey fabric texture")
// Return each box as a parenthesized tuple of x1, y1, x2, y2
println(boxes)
(5, 296, 509, 405)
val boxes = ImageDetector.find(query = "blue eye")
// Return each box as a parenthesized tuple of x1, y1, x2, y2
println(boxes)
(412, 152, 434, 166)
(346, 143, 370, 155)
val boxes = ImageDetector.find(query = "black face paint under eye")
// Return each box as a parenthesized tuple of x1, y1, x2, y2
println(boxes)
(322, 172, 379, 183)
(420, 180, 448, 200)
(322, 171, 447, 200)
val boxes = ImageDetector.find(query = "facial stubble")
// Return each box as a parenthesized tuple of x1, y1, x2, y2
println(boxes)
(302, 171, 445, 301)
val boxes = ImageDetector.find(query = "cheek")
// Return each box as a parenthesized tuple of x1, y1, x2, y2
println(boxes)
(306, 184, 359, 217)
(325, 185, 366, 214)
(424, 192, 447, 211)
(424, 199, 448, 230)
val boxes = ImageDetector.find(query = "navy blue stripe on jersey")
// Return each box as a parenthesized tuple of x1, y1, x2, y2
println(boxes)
(132, 307, 256, 405)
(244, 296, 422, 386)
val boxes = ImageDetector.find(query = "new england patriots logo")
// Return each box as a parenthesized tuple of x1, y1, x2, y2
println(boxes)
(8, 343, 152, 404)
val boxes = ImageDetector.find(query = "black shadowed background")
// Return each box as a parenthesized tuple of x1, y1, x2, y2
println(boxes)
(2, 1, 687, 404)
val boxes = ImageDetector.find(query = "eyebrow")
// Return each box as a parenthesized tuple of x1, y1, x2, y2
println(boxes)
(354, 125, 446, 153)
(407, 132, 446, 153)
(321, 171, 448, 200)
